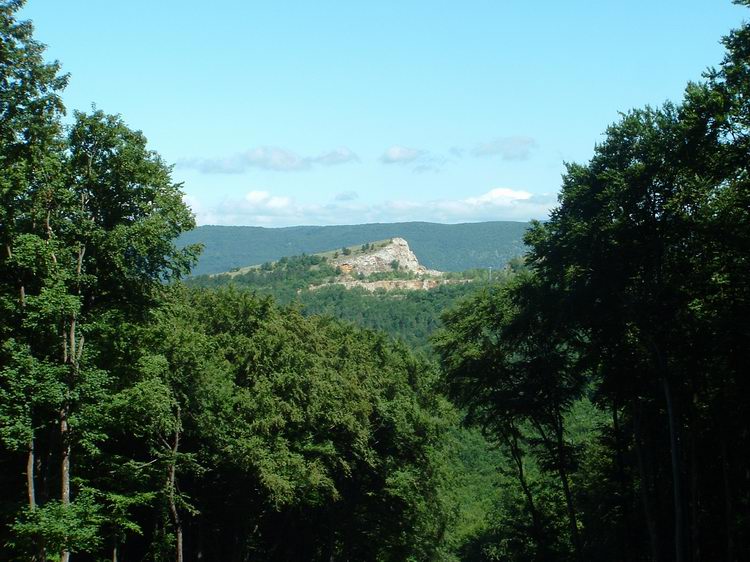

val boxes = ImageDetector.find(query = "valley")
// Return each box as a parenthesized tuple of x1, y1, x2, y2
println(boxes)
(3, 3, 749, 560)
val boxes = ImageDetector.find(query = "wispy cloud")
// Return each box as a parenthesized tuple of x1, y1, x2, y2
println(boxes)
(379, 145, 447, 173)
(334, 190, 359, 201)
(380, 145, 425, 165)
(471, 136, 538, 160)
(314, 147, 359, 166)
(187, 187, 555, 227)
(179, 145, 359, 174)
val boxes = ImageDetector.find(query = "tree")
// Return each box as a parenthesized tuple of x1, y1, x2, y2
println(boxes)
(436, 276, 586, 560)
(436, 4, 750, 560)
(0, 2, 69, 558)
(120, 286, 457, 561)
(0, 20, 198, 551)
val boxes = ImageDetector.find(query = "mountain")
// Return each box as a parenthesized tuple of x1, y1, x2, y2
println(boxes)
(178, 221, 530, 276)
(210, 237, 474, 295)
(186, 238, 525, 353)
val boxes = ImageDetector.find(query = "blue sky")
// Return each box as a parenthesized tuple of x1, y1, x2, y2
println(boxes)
(21, 1, 748, 227)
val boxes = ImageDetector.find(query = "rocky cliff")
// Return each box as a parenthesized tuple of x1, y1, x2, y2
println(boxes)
(330, 237, 442, 277)
(306, 238, 471, 292)
(309, 277, 471, 293)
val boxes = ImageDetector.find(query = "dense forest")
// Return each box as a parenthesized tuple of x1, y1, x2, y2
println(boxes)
(185, 252, 524, 354)
(436, 4, 750, 559)
(1, 1, 749, 561)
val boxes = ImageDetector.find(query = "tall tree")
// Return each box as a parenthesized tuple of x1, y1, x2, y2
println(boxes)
(0, 19, 198, 549)
(0, 2, 68, 558)
(437, 4, 750, 560)
(436, 276, 587, 560)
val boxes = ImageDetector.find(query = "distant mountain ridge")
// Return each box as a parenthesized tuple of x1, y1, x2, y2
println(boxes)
(179, 221, 530, 276)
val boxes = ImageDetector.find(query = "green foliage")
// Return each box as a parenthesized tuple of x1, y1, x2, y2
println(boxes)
(129, 286, 459, 560)
(0, 5, 198, 559)
(0, 4, 477, 560)
(300, 284, 479, 354)
(435, 5, 750, 560)
(186, 251, 521, 355)
(0, 340, 64, 451)
(3, 2, 750, 561)
(9, 492, 104, 559)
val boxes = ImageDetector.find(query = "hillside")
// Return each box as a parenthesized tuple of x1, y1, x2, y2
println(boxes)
(207, 237, 472, 296)
(186, 240, 524, 353)
(178, 220, 529, 275)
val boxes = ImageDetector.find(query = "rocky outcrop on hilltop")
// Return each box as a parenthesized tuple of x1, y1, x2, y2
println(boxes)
(305, 237, 472, 292)
(309, 277, 472, 293)
(331, 237, 441, 277)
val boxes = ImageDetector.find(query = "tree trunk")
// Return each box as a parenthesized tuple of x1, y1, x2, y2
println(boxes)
(61, 413, 70, 506)
(634, 400, 661, 562)
(41, 425, 55, 504)
(553, 416, 581, 559)
(612, 403, 635, 561)
(556, 453, 581, 558)
(27, 437, 36, 509)
(5, 243, 26, 306)
(533, 416, 581, 558)
(323, 522, 336, 562)
(168, 407, 183, 562)
(27, 437, 46, 562)
(60, 406, 71, 562)
(719, 422, 734, 562)
(689, 426, 700, 562)
(60, 323, 81, 562)
(662, 377, 686, 562)
(60, 240, 84, 562)
(505, 430, 544, 546)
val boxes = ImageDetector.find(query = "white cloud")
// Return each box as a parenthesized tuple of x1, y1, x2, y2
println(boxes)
(179, 145, 359, 174)
(243, 190, 294, 211)
(183, 193, 219, 225)
(243, 147, 310, 171)
(266, 196, 292, 209)
(380, 145, 448, 173)
(244, 190, 271, 204)
(314, 147, 359, 166)
(471, 136, 538, 160)
(380, 145, 425, 165)
(465, 187, 532, 205)
(187, 187, 555, 227)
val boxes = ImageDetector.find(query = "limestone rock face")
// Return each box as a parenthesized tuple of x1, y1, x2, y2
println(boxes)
(331, 237, 440, 277)
(310, 277, 472, 293)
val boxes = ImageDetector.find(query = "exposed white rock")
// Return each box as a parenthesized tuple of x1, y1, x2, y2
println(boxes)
(309, 277, 472, 292)
(331, 237, 441, 277)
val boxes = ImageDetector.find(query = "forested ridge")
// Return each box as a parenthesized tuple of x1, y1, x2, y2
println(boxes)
(1, 1, 750, 561)
(185, 251, 525, 354)
(177, 222, 528, 276)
